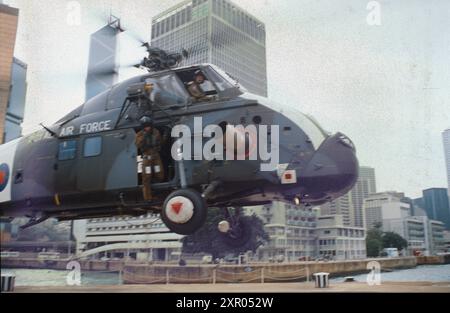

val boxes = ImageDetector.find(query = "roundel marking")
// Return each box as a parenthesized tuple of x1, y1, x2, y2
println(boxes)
(165, 196, 194, 224)
(0, 163, 10, 192)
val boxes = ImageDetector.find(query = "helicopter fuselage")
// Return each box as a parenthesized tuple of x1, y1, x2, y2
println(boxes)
(0, 64, 358, 224)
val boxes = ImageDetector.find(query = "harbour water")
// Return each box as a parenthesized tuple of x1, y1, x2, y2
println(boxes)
(330, 264, 450, 283)
(1, 268, 121, 286)
(2, 264, 449, 286)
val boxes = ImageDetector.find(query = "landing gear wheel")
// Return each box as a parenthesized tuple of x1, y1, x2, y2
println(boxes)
(161, 189, 207, 235)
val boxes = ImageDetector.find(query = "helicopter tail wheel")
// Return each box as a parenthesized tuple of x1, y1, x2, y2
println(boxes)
(161, 189, 207, 235)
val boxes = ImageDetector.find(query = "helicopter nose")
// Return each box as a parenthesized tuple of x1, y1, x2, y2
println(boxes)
(296, 132, 359, 205)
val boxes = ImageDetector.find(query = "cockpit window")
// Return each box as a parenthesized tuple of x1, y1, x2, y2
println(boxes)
(145, 73, 188, 106)
(209, 65, 240, 88)
(207, 67, 234, 92)
(176, 68, 218, 101)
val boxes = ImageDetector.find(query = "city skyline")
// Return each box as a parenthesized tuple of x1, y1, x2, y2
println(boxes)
(2, 0, 450, 198)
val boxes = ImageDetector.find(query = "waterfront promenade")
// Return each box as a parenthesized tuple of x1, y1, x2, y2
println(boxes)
(11, 281, 450, 293)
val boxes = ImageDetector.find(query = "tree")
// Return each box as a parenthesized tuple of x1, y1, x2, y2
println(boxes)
(182, 208, 269, 259)
(366, 226, 383, 257)
(382, 231, 407, 251)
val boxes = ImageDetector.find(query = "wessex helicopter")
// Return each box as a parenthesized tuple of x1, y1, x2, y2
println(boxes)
(0, 42, 359, 246)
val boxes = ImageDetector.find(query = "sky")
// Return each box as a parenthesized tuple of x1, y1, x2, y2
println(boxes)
(3, 0, 450, 198)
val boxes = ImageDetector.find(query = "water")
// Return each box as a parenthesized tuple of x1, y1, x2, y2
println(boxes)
(330, 264, 450, 283)
(1, 268, 121, 286)
(2, 264, 449, 286)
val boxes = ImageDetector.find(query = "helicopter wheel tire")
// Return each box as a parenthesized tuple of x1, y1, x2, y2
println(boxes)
(161, 189, 207, 235)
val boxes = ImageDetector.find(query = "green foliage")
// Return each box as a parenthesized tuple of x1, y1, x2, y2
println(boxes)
(382, 231, 408, 250)
(366, 226, 408, 257)
(366, 227, 383, 257)
(182, 208, 269, 259)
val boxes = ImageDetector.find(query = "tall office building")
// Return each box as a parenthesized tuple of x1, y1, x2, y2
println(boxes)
(320, 192, 354, 226)
(421, 188, 450, 230)
(74, 16, 124, 249)
(0, 3, 19, 143)
(323, 166, 376, 228)
(151, 0, 267, 97)
(443, 129, 450, 195)
(4, 57, 27, 142)
(351, 166, 377, 228)
(364, 191, 410, 230)
(85, 16, 122, 100)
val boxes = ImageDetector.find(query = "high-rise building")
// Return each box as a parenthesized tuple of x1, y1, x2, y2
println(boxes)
(364, 191, 445, 255)
(151, 0, 267, 97)
(0, 4, 19, 143)
(85, 16, 122, 100)
(443, 129, 450, 195)
(363, 191, 410, 230)
(421, 188, 450, 230)
(324, 166, 376, 227)
(351, 166, 377, 227)
(320, 192, 354, 226)
(4, 57, 27, 142)
(245, 201, 317, 261)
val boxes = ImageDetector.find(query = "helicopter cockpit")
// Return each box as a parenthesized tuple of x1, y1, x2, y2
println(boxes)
(144, 64, 244, 107)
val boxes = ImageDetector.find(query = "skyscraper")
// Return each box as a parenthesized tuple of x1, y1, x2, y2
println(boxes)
(0, 3, 19, 143)
(151, 0, 267, 97)
(351, 166, 377, 227)
(4, 57, 27, 142)
(85, 16, 122, 100)
(443, 129, 450, 195)
(320, 192, 354, 226)
(320, 166, 377, 228)
(422, 188, 450, 230)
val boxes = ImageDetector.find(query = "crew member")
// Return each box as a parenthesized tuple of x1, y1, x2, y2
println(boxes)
(135, 116, 165, 201)
(186, 70, 211, 101)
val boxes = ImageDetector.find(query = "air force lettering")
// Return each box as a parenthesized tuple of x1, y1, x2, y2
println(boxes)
(60, 120, 112, 137)
(80, 120, 112, 134)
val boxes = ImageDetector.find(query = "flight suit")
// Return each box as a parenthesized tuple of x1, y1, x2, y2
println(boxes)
(135, 128, 165, 201)
(187, 81, 210, 101)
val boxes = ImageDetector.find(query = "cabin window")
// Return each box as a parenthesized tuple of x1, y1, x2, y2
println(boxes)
(58, 140, 77, 161)
(83, 136, 102, 157)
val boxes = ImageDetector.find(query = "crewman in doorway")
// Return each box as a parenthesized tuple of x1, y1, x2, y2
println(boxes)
(135, 116, 165, 201)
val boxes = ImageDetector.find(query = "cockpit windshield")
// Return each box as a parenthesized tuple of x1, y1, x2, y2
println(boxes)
(209, 65, 245, 92)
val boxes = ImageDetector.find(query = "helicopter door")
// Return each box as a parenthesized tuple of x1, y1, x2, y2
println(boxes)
(78, 129, 138, 192)
(103, 129, 138, 190)
(55, 138, 79, 194)
(76, 135, 104, 192)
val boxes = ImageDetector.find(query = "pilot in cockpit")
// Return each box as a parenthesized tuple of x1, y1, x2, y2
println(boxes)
(186, 70, 213, 101)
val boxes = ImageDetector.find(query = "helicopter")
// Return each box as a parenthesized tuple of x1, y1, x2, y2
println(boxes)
(0, 43, 359, 247)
